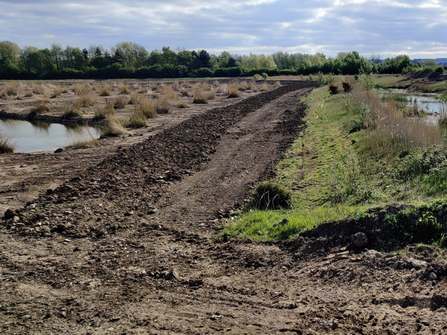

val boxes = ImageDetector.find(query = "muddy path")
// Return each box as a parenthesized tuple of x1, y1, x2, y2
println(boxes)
(2, 81, 447, 334)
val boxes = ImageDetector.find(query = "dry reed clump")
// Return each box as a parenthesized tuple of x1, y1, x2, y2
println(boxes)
(238, 81, 250, 91)
(171, 81, 180, 91)
(29, 100, 50, 118)
(99, 84, 112, 96)
(438, 115, 447, 129)
(113, 96, 128, 109)
(0, 133, 14, 154)
(73, 83, 91, 96)
(102, 114, 128, 136)
(118, 83, 131, 94)
(248, 79, 258, 92)
(156, 98, 172, 113)
(150, 83, 159, 91)
(192, 89, 208, 104)
(74, 95, 98, 109)
(161, 84, 178, 101)
(259, 82, 269, 91)
(50, 87, 64, 98)
(32, 84, 45, 95)
(136, 97, 157, 118)
(125, 108, 147, 128)
(227, 84, 240, 98)
(274, 80, 281, 88)
(93, 101, 115, 121)
(2, 82, 21, 97)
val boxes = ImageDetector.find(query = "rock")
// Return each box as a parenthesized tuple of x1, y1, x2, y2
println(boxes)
(429, 272, 438, 280)
(54, 148, 63, 153)
(162, 268, 181, 280)
(147, 207, 158, 215)
(210, 314, 222, 320)
(350, 232, 368, 248)
(403, 257, 427, 270)
(4, 209, 15, 220)
(363, 250, 382, 261)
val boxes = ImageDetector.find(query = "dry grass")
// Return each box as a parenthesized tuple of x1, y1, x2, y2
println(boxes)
(93, 102, 115, 121)
(124, 108, 147, 128)
(32, 84, 45, 95)
(29, 100, 50, 118)
(238, 81, 250, 91)
(172, 81, 180, 92)
(102, 115, 128, 136)
(118, 83, 131, 94)
(161, 84, 178, 101)
(156, 98, 172, 113)
(2, 82, 21, 97)
(259, 82, 269, 91)
(71, 138, 100, 148)
(138, 97, 157, 118)
(113, 96, 128, 109)
(99, 84, 112, 96)
(274, 81, 281, 88)
(150, 83, 159, 91)
(73, 83, 91, 96)
(227, 84, 240, 98)
(0, 134, 14, 153)
(352, 87, 445, 157)
(193, 89, 208, 104)
(50, 87, 64, 98)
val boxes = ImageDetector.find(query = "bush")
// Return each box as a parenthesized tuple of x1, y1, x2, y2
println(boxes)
(227, 84, 240, 98)
(193, 89, 208, 104)
(247, 182, 292, 210)
(329, 83, 339, 95)
(342, 82, 353, 92)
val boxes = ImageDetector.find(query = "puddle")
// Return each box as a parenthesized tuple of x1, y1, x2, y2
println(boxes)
(0, 119, 103, 153)
(377, 89, 447, 115)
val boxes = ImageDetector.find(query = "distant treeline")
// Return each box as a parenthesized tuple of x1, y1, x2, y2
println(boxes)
(0, 41, 445, 80)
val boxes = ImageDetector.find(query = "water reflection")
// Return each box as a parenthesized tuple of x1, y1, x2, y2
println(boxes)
(378, 89, 447, 115)
(0, 119, 102, 153)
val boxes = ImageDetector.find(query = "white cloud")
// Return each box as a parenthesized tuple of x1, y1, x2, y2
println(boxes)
(0, 0, 446, 58)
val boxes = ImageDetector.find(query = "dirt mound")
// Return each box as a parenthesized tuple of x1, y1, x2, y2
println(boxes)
(410, 69, 447, 82)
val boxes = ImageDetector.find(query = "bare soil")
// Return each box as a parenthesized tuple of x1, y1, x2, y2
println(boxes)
(2, 81, 447, 334)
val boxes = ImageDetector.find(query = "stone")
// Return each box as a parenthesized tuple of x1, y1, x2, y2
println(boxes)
(429, 272, 438, 280)
(351, 232, 368, 248)
(364, 249, 382, 260)
(403, 257, 427, 270)
(4, 209, 15, 220)
(54, 148, 63, 153)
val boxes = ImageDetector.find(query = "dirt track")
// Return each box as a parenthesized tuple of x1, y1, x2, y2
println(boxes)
(2, 81, 447, 334)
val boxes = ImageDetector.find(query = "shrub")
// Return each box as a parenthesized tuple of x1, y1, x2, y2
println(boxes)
(247, 182, 292, 210)
(342, 82, 353, 92)
(261, 72, 268, 80)
(253, 74, 263, 81)
(329, 83, 339, 95)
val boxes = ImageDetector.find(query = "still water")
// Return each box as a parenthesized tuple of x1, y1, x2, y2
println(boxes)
(0, 119, 102, 153)
(378, 89, 447, 115)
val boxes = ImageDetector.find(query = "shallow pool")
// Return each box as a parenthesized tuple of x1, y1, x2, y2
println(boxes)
(378, 89, 447, 115)
(0, 119, 102, 153)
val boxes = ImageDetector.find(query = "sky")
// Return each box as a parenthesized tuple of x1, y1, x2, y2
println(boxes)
(1, 0, 447, 59)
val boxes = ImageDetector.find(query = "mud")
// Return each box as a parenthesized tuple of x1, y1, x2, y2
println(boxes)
(2, 81, 447, 334)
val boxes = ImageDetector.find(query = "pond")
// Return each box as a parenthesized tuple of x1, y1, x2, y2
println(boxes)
(0, 119, 103, 153)
(377, 89, 447, 115)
